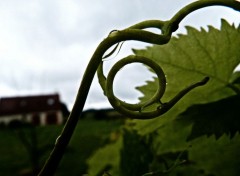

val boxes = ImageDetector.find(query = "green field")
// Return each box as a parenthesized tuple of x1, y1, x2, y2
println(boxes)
(0, 119, 123, 175)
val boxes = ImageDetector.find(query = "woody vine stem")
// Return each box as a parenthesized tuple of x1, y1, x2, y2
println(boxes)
(38, 0, 240, 175)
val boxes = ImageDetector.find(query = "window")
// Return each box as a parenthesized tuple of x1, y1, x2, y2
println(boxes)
(46, 112, 57, 124)
(32, 113, 40, 125)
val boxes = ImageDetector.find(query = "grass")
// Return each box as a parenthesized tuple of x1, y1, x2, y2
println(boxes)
(0, 118, 123, 175)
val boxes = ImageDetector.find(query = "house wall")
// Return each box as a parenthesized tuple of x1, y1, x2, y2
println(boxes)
(0, 110, 63, 126)
(0, 114, 23, 124)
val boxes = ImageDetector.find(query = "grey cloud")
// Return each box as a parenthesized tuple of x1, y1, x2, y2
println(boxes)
(0, 0, 239, 110)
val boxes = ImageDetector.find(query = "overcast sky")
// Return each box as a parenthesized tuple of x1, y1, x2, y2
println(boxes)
(0, 0, 239, 110)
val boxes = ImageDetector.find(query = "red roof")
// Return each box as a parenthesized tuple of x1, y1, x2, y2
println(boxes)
(0, 94, 61, 116)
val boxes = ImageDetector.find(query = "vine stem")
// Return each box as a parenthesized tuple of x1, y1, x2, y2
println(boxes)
(38, 29, 171, 176)
(38, 1, 240, 175)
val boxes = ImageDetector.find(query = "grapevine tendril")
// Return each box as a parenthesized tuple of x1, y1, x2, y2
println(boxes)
(98, 55, 210, 119)
(38, 0, 240, 175)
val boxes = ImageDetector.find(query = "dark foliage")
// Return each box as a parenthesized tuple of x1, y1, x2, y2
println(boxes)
(178, 95, 240, 140)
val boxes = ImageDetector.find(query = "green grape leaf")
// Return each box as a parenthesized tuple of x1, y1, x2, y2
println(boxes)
(129, 19, 240, 175)
(88, 19, 240, 176)
(178, 95, 240, 141)
(120, 128, 153, 176)
(87, 138, 122, 176)
(188, 134, 240, 176)
(132, 19, 240, 134)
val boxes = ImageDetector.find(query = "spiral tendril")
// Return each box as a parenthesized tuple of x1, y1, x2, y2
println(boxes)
(98, 55, 210, 119)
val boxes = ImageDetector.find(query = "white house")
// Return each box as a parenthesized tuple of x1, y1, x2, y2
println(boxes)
(0, 94, 65, 126)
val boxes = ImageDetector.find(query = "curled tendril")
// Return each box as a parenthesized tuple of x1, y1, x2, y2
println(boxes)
(98, 55, 209, 119)
(38, 0, 240, 175)
(98, 55, 166, 119)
